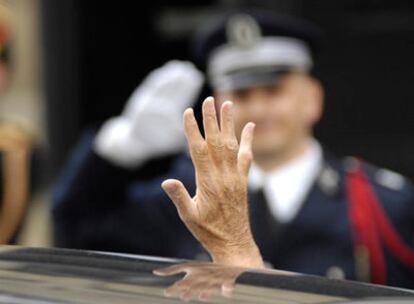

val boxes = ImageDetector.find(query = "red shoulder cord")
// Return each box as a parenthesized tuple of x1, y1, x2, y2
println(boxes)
(346, 159, 414, 285)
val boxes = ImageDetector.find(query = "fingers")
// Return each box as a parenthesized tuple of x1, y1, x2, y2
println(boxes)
(183, 108, 204, 144)
(222, 280, 236, 298)
(184, 97, 254, 176)
(220, 101, 239, 167)
(161, 179, 194, 220)
(164, 276, 221, 302)
(238, 122, 255, 176)
(199, 291, 216, 302)
(183, 108, 210, 173)
(202, 97, 239, 168)
(202, 97, 220, 143)
(164, 279, 190, 298)
(202, 97, 224, 165)
(220, 101, 236, 139)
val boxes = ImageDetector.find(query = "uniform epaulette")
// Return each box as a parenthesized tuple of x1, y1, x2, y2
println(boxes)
(317, 162, 340, 196)
(342, 156, 406, 192)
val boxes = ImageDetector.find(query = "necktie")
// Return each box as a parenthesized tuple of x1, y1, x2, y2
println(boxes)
(249, 186, 283, 260)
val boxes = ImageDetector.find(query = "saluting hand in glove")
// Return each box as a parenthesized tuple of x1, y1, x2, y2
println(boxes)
(94, 60, 204, 168)
(162, 97, 264, 268)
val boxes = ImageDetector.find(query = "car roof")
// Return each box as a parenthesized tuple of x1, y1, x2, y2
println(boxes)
(0, 245, 413, 303)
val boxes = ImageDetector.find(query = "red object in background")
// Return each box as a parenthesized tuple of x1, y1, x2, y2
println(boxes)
(346, 159, 414, 284)
(0, 27, 8, 47)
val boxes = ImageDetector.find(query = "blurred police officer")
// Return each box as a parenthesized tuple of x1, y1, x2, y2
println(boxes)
(52, 9, 414, 288)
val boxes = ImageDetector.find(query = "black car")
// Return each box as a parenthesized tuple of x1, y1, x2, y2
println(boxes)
(0, 245, 413, 303)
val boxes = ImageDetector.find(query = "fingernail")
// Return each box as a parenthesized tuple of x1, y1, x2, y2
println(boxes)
(205, 96, 215, 107)
(161, 180, 176, 192)
(203, 98, 215, 114)
(223, 100, 233, 111)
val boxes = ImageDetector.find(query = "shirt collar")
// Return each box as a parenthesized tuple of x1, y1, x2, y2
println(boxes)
(248, 139, 323, 223)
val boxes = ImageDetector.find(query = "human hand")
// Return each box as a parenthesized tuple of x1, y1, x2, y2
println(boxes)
(161, 97, 264, 268)
(153, 262, 245, 301)
(94, 60, 204, 168)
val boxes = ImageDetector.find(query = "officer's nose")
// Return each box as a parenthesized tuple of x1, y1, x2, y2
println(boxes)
(244, 89, 271, 121)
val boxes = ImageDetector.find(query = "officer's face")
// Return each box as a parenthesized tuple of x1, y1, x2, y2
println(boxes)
(214, 72, 323, 161)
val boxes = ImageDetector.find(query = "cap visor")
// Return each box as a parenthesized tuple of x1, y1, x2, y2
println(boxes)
(213, 68, 290, 91)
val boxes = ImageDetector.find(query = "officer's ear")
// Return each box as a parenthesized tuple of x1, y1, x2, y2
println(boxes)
(304, 75, 324, 126)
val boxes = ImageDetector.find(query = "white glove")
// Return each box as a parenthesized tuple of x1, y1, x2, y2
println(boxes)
(94, 60, 204, 168)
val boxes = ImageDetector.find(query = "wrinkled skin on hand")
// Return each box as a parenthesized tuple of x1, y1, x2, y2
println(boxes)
(154, 263, 245, 302)
(162, 97, 264, 268)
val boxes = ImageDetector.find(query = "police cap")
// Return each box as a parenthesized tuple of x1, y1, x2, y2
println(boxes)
(191, 9, 323, 91)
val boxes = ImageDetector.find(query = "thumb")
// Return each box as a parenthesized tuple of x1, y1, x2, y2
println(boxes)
(153, 264, 187, 276)
(162, 179, 194, 220)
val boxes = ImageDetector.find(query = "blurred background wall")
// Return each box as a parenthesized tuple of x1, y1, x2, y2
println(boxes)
(41, 0, 414, 182)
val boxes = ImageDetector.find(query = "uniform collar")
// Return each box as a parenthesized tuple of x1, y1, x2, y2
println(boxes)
(248, 139, 323, 223)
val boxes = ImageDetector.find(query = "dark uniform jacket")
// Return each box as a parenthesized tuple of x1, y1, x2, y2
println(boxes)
(52, 130, 414, 289)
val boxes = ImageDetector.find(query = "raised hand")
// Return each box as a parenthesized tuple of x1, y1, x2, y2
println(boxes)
(162, 97, 264, 268)
(94, 60, 204, 168)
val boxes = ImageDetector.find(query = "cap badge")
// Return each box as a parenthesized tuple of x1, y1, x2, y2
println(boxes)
(226, 14, 262, 48)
